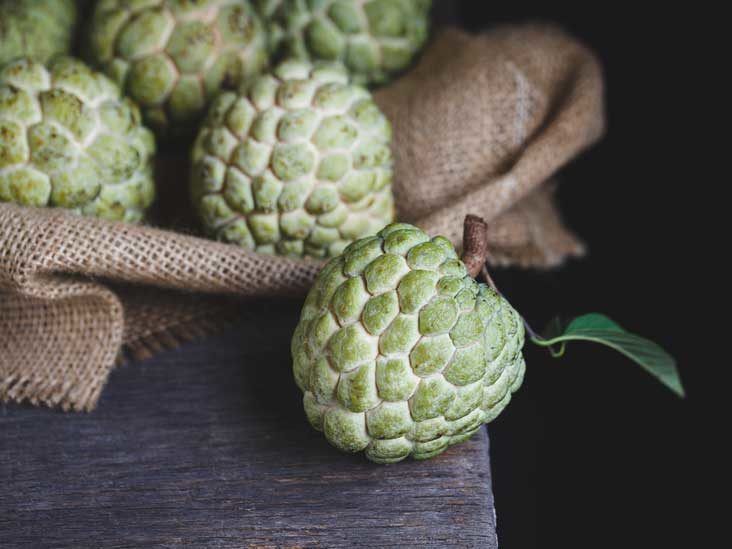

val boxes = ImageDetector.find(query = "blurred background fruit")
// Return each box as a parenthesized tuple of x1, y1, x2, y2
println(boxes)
(191, 59, 394, 257)
(87, 0, 269, 138)
(0, 57, 156, 222)
(259, 0, 431, 86)
(0, 0, 78, 67)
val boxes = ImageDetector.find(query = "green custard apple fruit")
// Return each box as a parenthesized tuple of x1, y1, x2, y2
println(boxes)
(291, 223, 526, 463)
(259, 0, 431, 86)
(87, 0, 269, 137)
(0, 0, 78, 67)
(191, 59, 395, 258)
(0, 57, 156, 222)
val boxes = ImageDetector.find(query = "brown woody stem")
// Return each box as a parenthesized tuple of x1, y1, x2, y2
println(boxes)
(461, 215, 488, 278)
(461, 215, 498, 291)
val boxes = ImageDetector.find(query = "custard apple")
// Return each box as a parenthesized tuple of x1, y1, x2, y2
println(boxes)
(191, 59, 394, 258)
(258, 0, 431, 86)
(0, 57, 156, 222)
(291, 223, 526, 463)
(0, 0, 78, 67)
(87, 0, 269, 137)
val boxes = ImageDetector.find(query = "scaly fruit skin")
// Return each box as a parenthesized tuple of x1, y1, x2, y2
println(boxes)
(291, 223, 526, 463)
(0, 0, 78, 67)
(191, 59, 394, 258)
(0, 57, 156, 222)
(260, 0, 431, 86)
(88, 0, 269, 137)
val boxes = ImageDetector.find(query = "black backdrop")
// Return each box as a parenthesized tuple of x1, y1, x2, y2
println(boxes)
(444, 6, 702, 548)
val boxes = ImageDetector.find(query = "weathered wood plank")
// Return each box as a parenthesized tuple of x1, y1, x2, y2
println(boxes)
(0, 302, 497, 548)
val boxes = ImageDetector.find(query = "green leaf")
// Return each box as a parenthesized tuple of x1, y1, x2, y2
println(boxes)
(565, 313, 624, 333)
(531, 313, 685, 398)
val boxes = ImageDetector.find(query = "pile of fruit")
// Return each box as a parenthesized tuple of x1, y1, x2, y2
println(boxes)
(1, 1, 680, 463)
(0, 0, 432, 252)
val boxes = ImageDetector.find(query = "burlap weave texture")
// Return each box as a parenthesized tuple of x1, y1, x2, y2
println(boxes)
(0, 25, 604, 411)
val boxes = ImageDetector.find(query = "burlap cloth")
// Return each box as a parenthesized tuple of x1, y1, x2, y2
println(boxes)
(0, 25, 604, 411)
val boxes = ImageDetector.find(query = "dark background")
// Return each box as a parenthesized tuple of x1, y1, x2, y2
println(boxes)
(445, 5, 704, 548)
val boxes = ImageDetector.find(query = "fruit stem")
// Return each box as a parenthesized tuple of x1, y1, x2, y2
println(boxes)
(462, 215, 497, 291)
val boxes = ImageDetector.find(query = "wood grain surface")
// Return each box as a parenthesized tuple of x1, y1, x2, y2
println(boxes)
(0, 301, 498, 548)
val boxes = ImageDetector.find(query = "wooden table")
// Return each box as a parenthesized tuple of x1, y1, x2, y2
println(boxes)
(0, 302, 498, 548)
